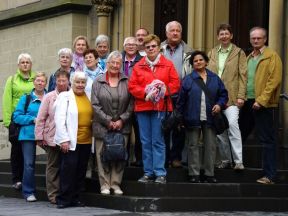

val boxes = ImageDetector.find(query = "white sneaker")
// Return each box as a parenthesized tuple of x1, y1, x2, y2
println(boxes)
(26, 195, 37, 202)
(101, 188, 110, 195)
(234, 163, 245, 170)
(114, 189, 123, 195)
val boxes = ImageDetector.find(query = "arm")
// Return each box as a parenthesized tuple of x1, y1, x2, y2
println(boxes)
(167, 64, 181, 95)
(128, 67, 146, 99)
(2, 76, 13, 127)
(216, 77, 229, 110)
(119, 94, 134, 124)
(13, 95, 35, 125)
(35, 94, 50, 141)
(237, 50, 248, 103)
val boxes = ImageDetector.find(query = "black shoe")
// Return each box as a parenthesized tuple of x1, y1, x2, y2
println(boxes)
(71, 201, 85, 207)
(189, 175, 200, 183)
(57, 203, 70, 209)
(203, 176, 217, 183)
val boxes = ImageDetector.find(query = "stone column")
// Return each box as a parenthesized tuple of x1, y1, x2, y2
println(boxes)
(91, 0, 117, 35)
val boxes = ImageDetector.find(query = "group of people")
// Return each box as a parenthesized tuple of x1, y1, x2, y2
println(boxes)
(2, 20, 282, 208)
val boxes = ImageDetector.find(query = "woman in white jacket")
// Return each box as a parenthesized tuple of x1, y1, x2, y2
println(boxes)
(54, 71, 92, 209)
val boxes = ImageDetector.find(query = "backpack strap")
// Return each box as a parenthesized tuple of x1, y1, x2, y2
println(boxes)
(23, 94, 31, 114)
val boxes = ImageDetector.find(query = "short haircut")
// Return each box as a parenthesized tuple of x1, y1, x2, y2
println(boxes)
(165, 21, 182, 32)
(57, 48, 73, 59)
(189, 50, 209, 65)
(95, 34, 110, 47)
(83, 49, 99, 59)
(143, 34, 161, 46)
(34, 72, 47, 82)
(107, 51, 122, 63)
(55, 69, 69, 79)
(73, 35, 89, 49)
(217, 23, 233, 35)
(249, 26, 267, 38)
(71, 71, 87, 85)
(17, 53, 32, 64)
(123, 37, 137, 46)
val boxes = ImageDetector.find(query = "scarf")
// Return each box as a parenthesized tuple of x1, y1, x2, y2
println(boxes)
(145, 54, 161, 71)
(72, 52, 84, 71)
(84, 66, 102, 81)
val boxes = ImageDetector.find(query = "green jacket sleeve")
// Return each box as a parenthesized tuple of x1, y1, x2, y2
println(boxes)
(2, 76, 13, 127)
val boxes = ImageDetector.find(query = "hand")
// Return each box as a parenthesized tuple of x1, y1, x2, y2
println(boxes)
(60, 142, 70, 153)
(252, 102, 261, 110)
(236, 98, 245, 108)
(114, 119, 123, 130)
(36, 140, 44, 147)
(212, 104, 221, 115)
(108, 121, 114, 130)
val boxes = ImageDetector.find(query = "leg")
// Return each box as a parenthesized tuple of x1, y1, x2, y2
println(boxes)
(186, 128, 201, 176)
(239, 99, 255, 143)
(10, 139, 23, 184)
(132, 113, 143, 165)
(21, 141, 36, 198)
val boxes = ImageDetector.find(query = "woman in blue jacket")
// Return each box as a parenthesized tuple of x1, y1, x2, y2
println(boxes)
(13, 72, 47, 202)
(177, 50, 228, 183)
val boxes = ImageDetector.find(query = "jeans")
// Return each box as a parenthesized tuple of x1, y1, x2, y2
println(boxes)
(136, 111, 166, 177)
(21, 141, 36, 198)
(10, 139, 23, 184)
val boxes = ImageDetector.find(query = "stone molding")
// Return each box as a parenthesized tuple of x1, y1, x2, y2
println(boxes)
(91, 0, 117, 16)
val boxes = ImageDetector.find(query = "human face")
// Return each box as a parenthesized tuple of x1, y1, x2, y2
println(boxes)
(84, 53, 98, 70)
(107, 57, 122, 75)
(124, 39, 137, 56)
(74, 39, 87, 55)
(59, 54, 72, 69)
(217, 29, 233, 47)
(166, 23, 182, 45)
(96, 42, 109, 58)
(72, 78, 86, 95)
(33, 76, 46, 93)
(136, 29, 148, 46)
(18, 58, 32, 73)
(56, 75, 69, 93)
(250, 29, 267, 50)
(145, 40, 160, 61)
(192, 54, 207, 72)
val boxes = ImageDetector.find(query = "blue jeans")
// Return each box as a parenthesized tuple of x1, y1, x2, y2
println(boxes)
(21, 141, 36, 198)
(136, 111, 166, 177)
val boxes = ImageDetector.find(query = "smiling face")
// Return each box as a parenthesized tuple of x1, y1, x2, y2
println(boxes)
(217, 29, 233, 47)
(33, 75, 47, 92)
(18, 57, 32, 73)
(74, 39, 87, 55)
(145, 40, 160, 61)
(72, 78, 86, 95)
(107, 57, 122, 75)
(96, 41, 109, 58)
(136, 29, 148, 46)
(192, 54, 207, 72)
(84, 53, 98, 70)
(124, 38, 138, 57)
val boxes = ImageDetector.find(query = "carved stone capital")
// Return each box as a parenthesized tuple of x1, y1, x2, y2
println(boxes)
(91, 0, 117, 16)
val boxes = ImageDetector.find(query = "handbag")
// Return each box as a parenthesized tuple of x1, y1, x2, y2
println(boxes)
(101, 131, 128, 163)
(194, 78, 229, 135)
(8, 94, 31, 143)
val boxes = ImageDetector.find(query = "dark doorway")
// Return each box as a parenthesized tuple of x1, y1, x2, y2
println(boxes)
(154, 0, 188, 42)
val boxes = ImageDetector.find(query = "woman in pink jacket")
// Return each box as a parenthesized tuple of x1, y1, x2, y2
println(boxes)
(34, 70, 69, 204)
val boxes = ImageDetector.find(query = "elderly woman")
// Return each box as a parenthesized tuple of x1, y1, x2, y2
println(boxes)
(83, 48, 103, 99)
(13, 72, 47, 202)
(95, 34, 110, 73)
(48, 48, 74, 92)
(72, 35, 89, 71)
(91, 51, 133, 195)
(128, 34, 180, 184)
(177, 50, 228, 183)
(54, 72, 92, 208)
(35, 70, 69, 204)
(2, 53, 36, 190)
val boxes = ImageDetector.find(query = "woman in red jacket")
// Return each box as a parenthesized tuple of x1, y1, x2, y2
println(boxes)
(128, 34, 180, 184)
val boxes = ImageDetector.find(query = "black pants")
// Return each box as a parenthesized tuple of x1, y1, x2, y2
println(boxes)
(165, 126, 185, 163)
(10, 139, 23, 184)
(57, 144, 91, 206)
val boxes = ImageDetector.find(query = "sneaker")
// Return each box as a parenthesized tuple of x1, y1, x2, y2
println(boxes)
(155, 176, 166, 184)
(114, 188, 123, 195)
(234, 163, 245, 170)
(171, 160, 182, 168)
(256, 176, 274, 185)
(26, 195, 37, 202)
(138, 175, 154, 183)
(216, 161, 231, 169)
(100, 188, 110, 195)
(12, 182, 22, 190)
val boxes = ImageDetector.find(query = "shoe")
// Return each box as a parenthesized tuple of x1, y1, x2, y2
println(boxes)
(189, 175, 200, 183)
(155, 176, 166, 184)
(216, 161, 231, 169)
(171, 160, 182, 168)
(71, 200, 85, 207)
(12, 182, 22, 190)
(113, 188, 123, 195)
(234, 163, 245, 170)
(138, 175, 154, 183)
(57, 203, 70, 209)
(101, 188, 110, 195)
(256, 176, 274, 185)
(204, 176, 217, 183)
(26, 195, 37, 202)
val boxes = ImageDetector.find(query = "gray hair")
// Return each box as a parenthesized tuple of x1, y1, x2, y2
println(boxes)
(249, 26, 267, 38)
(123, 37, 137, 46)
(107, 51, 122, 63)
(165, 21, 182, 33)
(17, 53, 32, 64)
(57, 48, 73, 59)
(71, 71, 87, 85)
(95, 34, 110, 47)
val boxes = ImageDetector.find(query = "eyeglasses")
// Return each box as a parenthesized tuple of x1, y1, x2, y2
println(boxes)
(145, 44, 158, 49)
(125, 43, 137, 47)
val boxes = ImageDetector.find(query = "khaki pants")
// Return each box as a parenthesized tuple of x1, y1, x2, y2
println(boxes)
(46, 146, 60, 203)
(95, 135, 128, 191)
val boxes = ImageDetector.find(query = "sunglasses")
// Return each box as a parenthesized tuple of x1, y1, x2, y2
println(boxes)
(145, 44, 158, 49)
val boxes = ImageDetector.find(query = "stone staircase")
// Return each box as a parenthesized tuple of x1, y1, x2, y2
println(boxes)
(0, 159, 288, 212)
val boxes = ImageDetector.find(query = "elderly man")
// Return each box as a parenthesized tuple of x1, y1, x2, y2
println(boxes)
(121, 36, 143, 167)
(239, 27, 282, 184)
(95, 34, 110, 73)
(161, 21, 193, 168)
(135, 28, 149, 56)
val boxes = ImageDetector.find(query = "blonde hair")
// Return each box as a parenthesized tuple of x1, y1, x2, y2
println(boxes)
(34, 72, 47, 82)
(73, 35, 89, 49)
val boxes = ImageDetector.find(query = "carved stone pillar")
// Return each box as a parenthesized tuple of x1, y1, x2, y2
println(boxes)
(91, 0, 117, 35)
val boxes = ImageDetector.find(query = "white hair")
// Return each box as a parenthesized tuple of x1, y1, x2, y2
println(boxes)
(57, 48, 73, 59)
(95, 34, 110, 47)
(107, 51, 122, 63)
(17, 53, 32, 64)
(71, 71, 87, 85)
(165, 21, 182, 33)
(123, 37, 137, 46)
